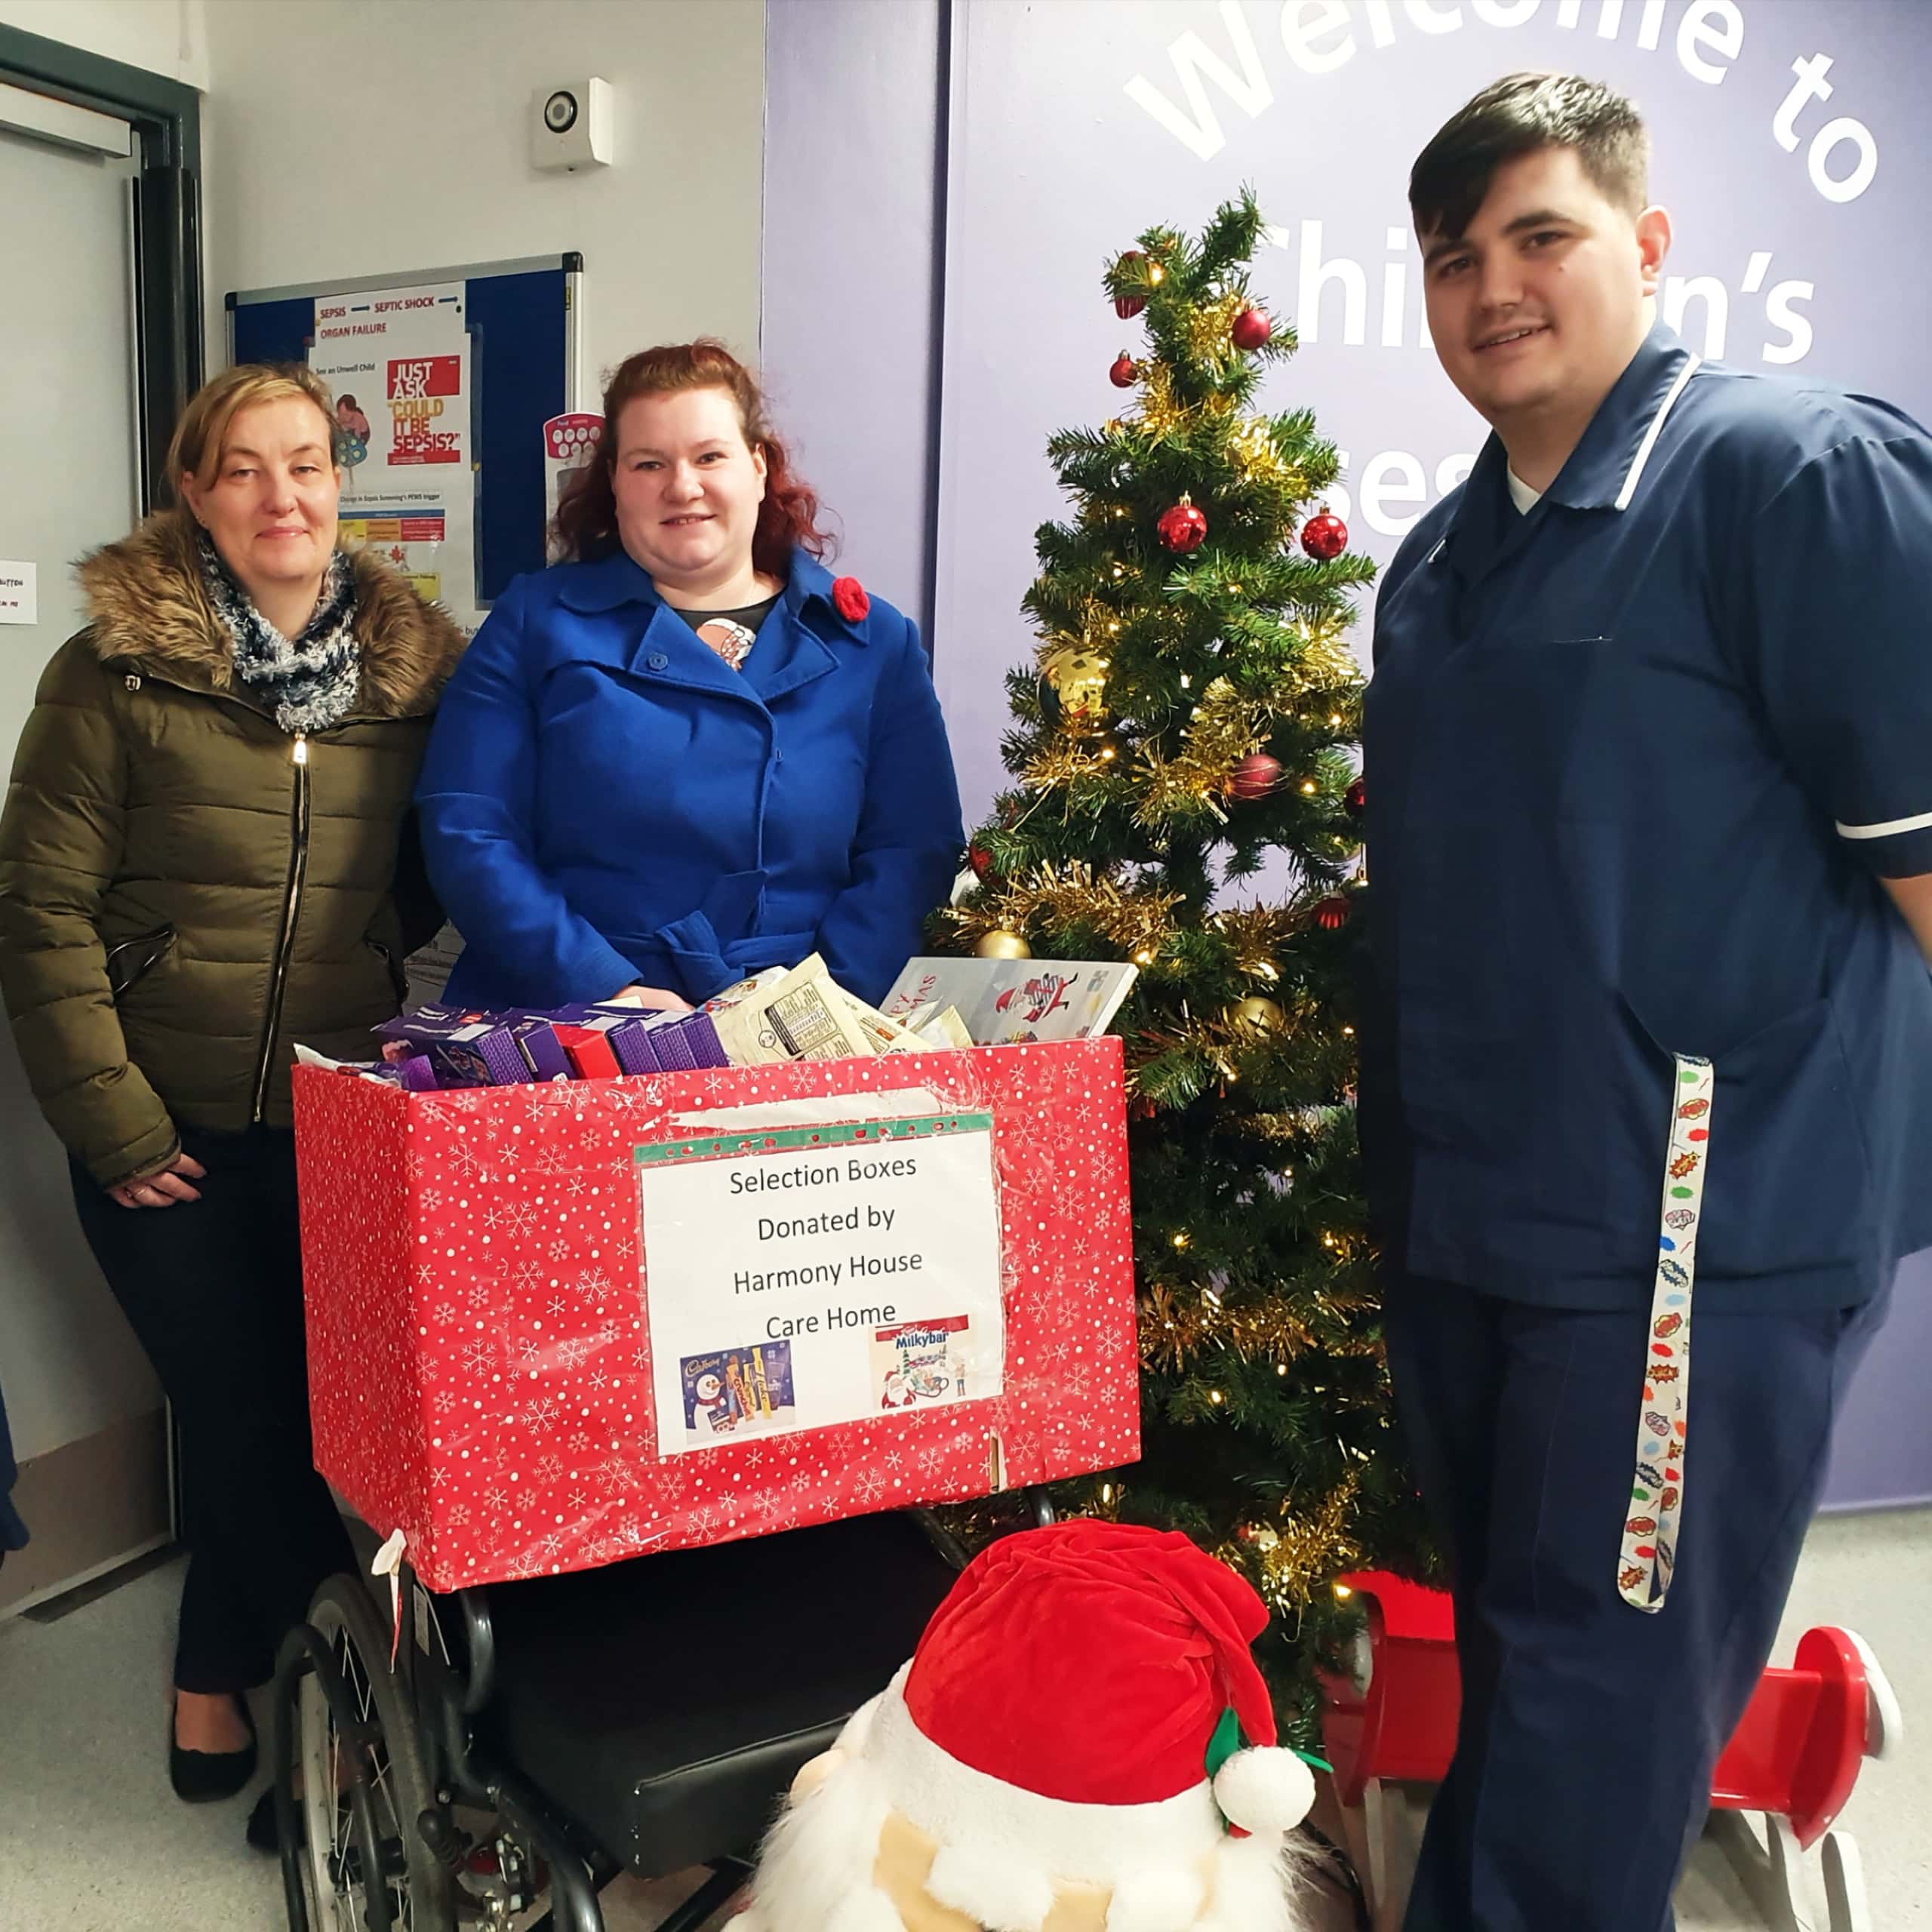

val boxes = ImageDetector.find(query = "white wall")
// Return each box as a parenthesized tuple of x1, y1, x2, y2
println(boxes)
(201, 0, 764, 395)
(0, 0, 208, 90)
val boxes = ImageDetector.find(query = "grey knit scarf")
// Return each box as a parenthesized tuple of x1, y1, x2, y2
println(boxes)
(199, 534, 361, 735)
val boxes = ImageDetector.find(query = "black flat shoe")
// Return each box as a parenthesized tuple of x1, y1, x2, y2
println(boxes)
(168, 1695, 257, 1803)
(245, 1785, 279, 1854)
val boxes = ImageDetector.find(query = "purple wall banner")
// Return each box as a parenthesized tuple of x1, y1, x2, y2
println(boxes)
(761, 0, 1932, 1509)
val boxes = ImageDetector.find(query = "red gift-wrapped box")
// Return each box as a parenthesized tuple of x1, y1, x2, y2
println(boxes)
(293, 1039, 1139, 1591)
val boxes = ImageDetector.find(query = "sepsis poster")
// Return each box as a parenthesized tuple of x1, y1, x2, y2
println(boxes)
(309, 281, 479, 631)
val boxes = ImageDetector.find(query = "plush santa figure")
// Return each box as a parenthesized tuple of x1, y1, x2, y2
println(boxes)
(738, 1518, 1319, 1932)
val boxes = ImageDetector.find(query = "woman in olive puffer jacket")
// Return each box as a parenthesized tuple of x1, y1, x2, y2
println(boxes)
(0, 362, 464, 1842)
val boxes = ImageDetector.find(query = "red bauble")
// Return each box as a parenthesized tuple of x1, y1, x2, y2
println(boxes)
(1344, 776, 1367, 820)
(1158, 497, 1209, 553)
(1315, 894, 1352, 931)
(968, 842, 995, 881)
(1231, 306, 1272, 351)
(1228, 752, 1281, 801)
(831, 576, 871, 620)
(1113, 251, 1148, 318)
(1300, 512, 1349, 561)
(1109, 352, 1138, 389)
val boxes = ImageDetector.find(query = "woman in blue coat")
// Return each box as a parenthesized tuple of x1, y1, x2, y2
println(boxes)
(417, 342, 964, 1013)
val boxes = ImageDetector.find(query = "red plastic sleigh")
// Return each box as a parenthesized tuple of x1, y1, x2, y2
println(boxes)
(1320, 1571, 1901, 1932)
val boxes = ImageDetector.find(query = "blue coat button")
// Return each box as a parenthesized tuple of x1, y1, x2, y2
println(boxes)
(647, 651, 669, 672)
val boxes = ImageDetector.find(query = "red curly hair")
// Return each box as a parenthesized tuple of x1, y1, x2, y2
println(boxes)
(552, 340, 831, 577)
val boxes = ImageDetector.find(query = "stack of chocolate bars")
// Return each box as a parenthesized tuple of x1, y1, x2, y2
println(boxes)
(302, 953, 983, 1092)
(368, 1000, 731, 1090)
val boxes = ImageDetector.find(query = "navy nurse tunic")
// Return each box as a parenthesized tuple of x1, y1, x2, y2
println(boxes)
(1363, 325, 1932, 1312)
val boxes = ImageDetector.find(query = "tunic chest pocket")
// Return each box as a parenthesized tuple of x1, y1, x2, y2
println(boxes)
(1433, 632, 1618, 823)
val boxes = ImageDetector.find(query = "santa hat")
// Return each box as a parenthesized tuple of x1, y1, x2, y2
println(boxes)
(744, 1519, 1316, 1932)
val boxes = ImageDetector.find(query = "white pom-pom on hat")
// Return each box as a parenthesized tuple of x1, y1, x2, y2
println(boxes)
(1211, 1747, 1316, 1838)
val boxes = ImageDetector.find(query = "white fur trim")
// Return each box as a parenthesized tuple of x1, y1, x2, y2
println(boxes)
(864, 1666, 1223, 1887)
(834, 1690, 887, 1758)
(823, 1890, 911, 1932)
(1198, 1832, 1300, 1932)
(926, 1842, 1056, 1931)
(1106, 1866, 1207, 1932)
(1211, 1749, 1315, 1838)
(749, 1749, 892, 1932)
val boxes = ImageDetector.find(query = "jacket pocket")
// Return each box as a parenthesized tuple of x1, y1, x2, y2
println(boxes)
(105, 924, 176, 1000)
(365, 936, 409, 1007)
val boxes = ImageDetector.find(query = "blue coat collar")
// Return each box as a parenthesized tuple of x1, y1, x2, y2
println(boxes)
(553, 545, 869, 642)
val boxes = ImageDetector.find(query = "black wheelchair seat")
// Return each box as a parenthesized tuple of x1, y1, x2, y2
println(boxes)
(472, 1510, 959, 1878)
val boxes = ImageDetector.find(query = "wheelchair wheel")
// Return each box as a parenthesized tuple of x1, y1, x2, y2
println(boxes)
(291, 1574, 454, 1932)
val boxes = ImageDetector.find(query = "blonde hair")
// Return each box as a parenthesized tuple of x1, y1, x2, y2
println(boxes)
(165, 362, 340, 503)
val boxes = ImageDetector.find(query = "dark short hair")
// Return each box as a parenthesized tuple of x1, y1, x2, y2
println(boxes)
(1410, 72, 1649, 241)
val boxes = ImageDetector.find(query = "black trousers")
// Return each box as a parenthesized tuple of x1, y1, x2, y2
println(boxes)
(71, 1124, 354, 1694)
(1383, 1274, 1889, 1932)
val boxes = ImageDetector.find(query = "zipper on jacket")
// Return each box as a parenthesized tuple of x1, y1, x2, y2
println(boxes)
(252, 734, 312, 1121)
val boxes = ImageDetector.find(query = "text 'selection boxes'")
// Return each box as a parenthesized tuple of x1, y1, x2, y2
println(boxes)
(293, 1039, 1138, 1590)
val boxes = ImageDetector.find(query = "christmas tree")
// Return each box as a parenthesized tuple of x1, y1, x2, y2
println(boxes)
(946, 189, 1430, 1736)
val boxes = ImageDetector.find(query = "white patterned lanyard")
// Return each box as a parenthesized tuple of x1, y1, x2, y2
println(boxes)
(1618, 1055, 1713, 1613)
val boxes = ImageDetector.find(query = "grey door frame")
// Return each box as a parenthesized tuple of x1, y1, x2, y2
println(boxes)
(0, 26, 204, 1580)
(0, 23, 203, 509)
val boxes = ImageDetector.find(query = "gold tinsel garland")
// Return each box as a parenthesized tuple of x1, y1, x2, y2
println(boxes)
(1132, 675, 1270, 827)
(1140, 1278, 1384, 1374)
(1140, 1280, 1318, 1371)
(1186, 291, 1249, 367)
(1017, 737, 1122, 793)
(1248, 1473, 1366, 1611)
(946, 862, 1183, 963)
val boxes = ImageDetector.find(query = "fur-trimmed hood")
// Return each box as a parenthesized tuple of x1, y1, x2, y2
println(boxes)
(75, 509, 466, 719)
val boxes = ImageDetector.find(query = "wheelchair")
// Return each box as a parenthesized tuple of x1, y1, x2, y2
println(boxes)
(267, 1490, 1056, 1931)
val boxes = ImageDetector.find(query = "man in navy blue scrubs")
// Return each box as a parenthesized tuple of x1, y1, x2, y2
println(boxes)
(1362, 72, 1932, 1930)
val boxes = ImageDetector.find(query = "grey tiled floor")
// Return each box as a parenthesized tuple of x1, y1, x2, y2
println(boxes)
(0, 1509, 1923, 1930)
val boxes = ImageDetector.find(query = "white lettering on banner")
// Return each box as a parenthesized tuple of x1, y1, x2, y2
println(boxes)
(637, 1113, 1004, 1457)
(1126, 4, 1879, 205)
(1281, 0, 1354, 73)
(1121, 0, 1272, 162)
(1267, 223, 1814, 365)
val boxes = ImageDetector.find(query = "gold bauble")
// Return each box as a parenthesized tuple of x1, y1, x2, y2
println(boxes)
(1232, 995, 1285, 1032)
(976, 930, 1032, 961)
(1041, 642, 1109, 716)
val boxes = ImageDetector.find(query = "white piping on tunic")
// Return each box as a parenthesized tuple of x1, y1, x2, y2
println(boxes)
(1838, 806, 1932, 841)
(1614, 353, 1703, 509)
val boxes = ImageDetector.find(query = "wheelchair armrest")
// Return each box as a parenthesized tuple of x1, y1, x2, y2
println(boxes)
(457, 1586, 498, 1715)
